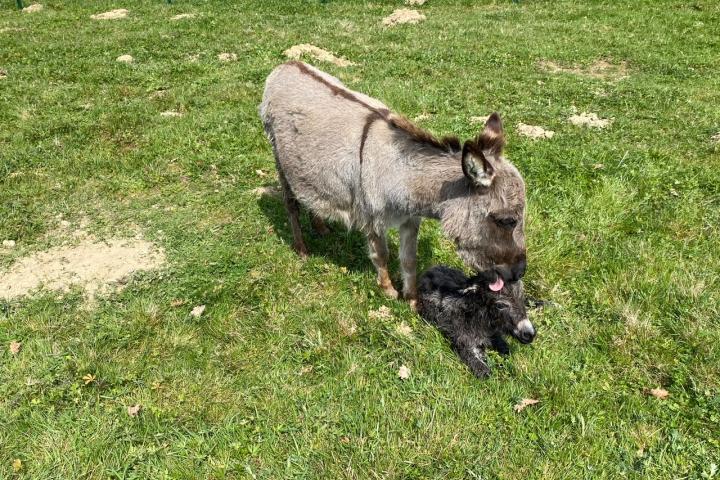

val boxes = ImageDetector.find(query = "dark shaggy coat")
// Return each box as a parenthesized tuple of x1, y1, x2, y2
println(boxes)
(417, 265, 535, 378)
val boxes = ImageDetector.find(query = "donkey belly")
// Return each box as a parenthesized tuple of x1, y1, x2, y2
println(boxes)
(285, 161, 356, 227)
(261, 62, 395, 230)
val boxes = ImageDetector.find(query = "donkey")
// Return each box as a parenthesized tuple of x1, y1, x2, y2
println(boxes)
(259, 61, 527, 305)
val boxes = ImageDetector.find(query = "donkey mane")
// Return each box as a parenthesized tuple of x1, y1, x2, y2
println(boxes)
(287, 61, 461, 155)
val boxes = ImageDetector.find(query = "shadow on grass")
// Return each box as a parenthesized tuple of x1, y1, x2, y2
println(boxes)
(258, 194, 436, 279)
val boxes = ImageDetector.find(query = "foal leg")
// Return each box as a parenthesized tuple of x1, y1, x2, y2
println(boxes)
(490, 334, 510, 356)
(277, 170, 308, 259)
(453, 342, 492, 378)
(367, 231, 398, 299)
(399, 217, 421, 309)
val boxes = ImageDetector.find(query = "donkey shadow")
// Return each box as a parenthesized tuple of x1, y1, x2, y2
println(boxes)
(258, 193, 437, 278)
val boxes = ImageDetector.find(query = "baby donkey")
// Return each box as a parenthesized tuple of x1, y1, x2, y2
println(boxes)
(417, 266, 536, 378)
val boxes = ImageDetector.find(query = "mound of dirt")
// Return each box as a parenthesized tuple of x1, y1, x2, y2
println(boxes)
(569, 112, 612, 129)
(170, 13, 195, 20)
(22, 3, 43, 12)
(540, 59, 628, 81)
(0, 237, 165, 300)
(517, 123, 555, 139)
(382, 9, 426, 27)
(283, 44, 354, 67)
(218, 52, 237, 62)
(116, 54, 133, 63)
(90, 9, 129, 20)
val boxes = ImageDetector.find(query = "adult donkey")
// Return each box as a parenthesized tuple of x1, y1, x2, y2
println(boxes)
(260, 61, 526, 306)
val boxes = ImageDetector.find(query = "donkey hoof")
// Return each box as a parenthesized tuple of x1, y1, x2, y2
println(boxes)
(293, 244, 309, 260)
(407, 299, 418, 312)
(381, 285, 399, 299)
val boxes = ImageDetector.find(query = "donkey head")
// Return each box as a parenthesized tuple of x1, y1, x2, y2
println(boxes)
(440, 113, 526, 288)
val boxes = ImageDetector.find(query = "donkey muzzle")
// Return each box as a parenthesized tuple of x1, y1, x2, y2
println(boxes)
(512, 318, 536, 344)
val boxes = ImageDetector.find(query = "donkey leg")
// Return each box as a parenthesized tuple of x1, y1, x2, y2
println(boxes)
(367, 231, 398, 299)
(277, 170, 309, 259)
(399, 217, 421, 310)
(453, 342, 492, 378)
(310, 213, 330, 236)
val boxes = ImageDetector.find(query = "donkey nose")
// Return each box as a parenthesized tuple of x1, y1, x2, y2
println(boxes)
(514, 319, 536, 344)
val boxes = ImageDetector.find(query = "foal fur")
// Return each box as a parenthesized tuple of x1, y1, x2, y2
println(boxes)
(260, 62, 527, 302)
(417, 266, 535, 378)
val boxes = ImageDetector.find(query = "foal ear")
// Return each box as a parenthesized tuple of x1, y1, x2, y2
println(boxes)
(462, 140, 495, 187)
(479, 112, 506, 155)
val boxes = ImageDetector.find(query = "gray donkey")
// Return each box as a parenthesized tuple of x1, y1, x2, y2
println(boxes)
(260, 61, 527, 305)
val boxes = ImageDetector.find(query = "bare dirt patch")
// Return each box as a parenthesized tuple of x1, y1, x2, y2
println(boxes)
(711, 132, 720, 144)
(218, 52, 237, 62)
(283, 44, 354, 67)
(0, 236, 165, 300)
(22, 3, 43, 12)
(160, 110, 183, 117)
(170, 13, 195, 21)
(406, 0, 426, 5)
(90, 9, 129, 20)
(540, 59, 628, 81)
(517, 123, 555, 139)
(569, 112, 612, 129)
(383, 9, 426, 27)
(116, 54, 134, 63)
(0, 69, 6, 80)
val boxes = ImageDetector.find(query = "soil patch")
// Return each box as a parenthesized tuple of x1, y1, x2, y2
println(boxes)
(540, 59, 628, 81)
(517, 123, 554, 139)
(0, 237, 165, 300)
(116, 54, 133, 63)
(283, 44, 354, 67)
(90, 9, 129, 20)
(383, 9, 426, 27)
(711, 132, 720, 144)
(406, 0, 426, 5)
(22, 3, 43, 12)
(569, 112, 612, 129)
(160, 110, 183, 117)
(0, 69, 6, 80)
(171, 13, 195, 20)
(218, 52, 237, 62)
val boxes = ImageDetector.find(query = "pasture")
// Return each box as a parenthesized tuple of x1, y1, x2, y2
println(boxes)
(1, 0, 719, 478)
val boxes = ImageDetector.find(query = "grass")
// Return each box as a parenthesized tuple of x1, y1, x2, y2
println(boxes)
(1, 0, 719, 478)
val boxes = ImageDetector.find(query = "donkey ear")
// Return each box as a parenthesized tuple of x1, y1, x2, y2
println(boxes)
(479, 112, 506, 155)
(462, 141, 495, 187)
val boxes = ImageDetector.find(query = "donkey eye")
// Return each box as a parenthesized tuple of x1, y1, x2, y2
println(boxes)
(494, 217, 518, 230)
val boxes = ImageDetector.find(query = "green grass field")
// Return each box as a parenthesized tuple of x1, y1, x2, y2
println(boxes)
(2, 0, 720, 478)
